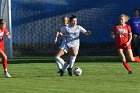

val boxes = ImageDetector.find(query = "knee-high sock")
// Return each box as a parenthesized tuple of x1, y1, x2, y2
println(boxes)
(133, 57, 140, 62)
(56, 60, 62, 70)
(55, 57, 65, 69)
(69, 56, 76, 68)
(63, 62, 69, 72)
(123, 62, 131, 72)
(3, 59, 7, 71)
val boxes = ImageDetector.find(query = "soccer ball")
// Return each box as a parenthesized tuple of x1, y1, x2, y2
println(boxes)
(73, 67, 82, 76)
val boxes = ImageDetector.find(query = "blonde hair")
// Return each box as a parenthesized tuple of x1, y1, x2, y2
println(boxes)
(62, 16, 70, 24)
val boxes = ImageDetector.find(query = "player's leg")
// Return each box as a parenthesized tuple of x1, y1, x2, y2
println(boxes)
(0, 50, 11, 78)
(67, 47, 77, 76)
(132, 34, 138, 57)
(118, 49, 132, 74)
(62, 51, 70, 72)
(126, 49, 140, 62)
(69, 47, 77, 68)
(55, 49, 65, 76)
(56, 43, 69, 76)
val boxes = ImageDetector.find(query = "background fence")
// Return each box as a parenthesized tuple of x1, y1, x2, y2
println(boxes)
(1, 0, 140, 57)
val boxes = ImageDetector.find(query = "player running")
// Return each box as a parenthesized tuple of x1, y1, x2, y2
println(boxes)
(0, 19, 11, 78)
(111, 14, 140, 74)
(129, 9, 140, 57)
(54, 16, 70, 76)
(65, 15, 91, 76)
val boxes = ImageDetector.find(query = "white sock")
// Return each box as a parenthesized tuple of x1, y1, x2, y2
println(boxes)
(69, 56, 76, 68)
(56, 60, 62, 69)
(63, 62, 69, 72)
(55, 57, 65, 69)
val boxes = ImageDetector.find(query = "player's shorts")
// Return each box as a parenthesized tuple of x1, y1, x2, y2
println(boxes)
(59, 41, 68, 53)
(0, 41, 4, 52)
(117, 44, 131, 50)
(66, 39, 80, 54)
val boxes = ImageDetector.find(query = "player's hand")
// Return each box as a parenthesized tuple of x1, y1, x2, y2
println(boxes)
(111, 34, 115, 38)
(7, 34, 11, 38)
(88, 31, 91, 35)
(126, 42, 130, 46)
(85, 31, 91, 36)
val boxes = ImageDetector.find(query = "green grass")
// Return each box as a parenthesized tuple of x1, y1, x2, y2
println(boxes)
(0, 57, 140, 93)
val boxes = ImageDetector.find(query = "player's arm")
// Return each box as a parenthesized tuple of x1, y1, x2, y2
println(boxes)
(4, 28, 11, 39)
(54, 28, 65, 44)
(79, 26, 91, 36)
(111, 26, 116, 38)
(6, 32, 11, 39)
(126, 32, 132, 46)
(59, 32, 63, 36)
(84, 31, 91, 36)
(111, 32, 115, 38)
(54, 31, 60, 44)
(126, 25, 132, 46)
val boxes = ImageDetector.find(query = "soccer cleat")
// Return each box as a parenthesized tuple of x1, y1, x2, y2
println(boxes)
(60, 69, 64, 77)
(4, 71, 11, 78)
(67, 68, 72, 76)
(128, 71, 132, 74)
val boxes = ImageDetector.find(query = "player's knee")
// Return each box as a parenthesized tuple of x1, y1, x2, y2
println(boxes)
(71, 52, 77, 56)
(121, 58, 126, 62)
(2, 56, 7, 60)
(55, 56, 59, 60)
(129, 57, 134, 62)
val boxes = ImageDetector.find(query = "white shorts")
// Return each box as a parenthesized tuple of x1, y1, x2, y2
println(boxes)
(67, 39, 80, 54)
(59, 41, 68, 53)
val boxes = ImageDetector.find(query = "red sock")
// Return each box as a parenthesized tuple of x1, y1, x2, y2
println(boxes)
(123, 62, 131, 71)
(133, 57, 140, 62)
(2, 59, 7, 71)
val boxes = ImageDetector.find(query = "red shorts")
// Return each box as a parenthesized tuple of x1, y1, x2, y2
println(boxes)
(117, 44, 131, 50)
(0, 41, 4, 52)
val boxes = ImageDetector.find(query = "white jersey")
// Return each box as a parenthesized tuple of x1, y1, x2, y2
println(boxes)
(59, 24, 69, 53)
(60, 24, 68, 36)
(66, 25, 87, 51)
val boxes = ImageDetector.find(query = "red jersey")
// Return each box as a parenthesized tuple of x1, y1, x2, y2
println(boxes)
(0, 27, 9, 51)
(112, 24, 132, 49)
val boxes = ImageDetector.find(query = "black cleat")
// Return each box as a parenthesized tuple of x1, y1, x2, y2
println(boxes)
(67, 68, 72, 76)
(60, 69, 64, 77)
(128, 71, 133, 74)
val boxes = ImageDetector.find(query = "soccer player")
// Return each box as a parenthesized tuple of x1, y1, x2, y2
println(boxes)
(66, 15, 91, 76)
(111, 14, 140, 74)
(54, 16, 70, 76)
(129, 9, 140, 56)
(0, 19, 11, 78)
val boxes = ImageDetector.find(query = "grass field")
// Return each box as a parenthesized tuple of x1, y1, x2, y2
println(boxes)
(0, 56, 140, 93)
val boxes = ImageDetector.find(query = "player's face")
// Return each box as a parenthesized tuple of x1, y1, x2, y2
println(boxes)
(71, 18, 77, 26)
(63, 17, 69, 25)
(119, 16, 126, 24)
(0, 21, 6, 29)
(133, 10, 139, 17)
